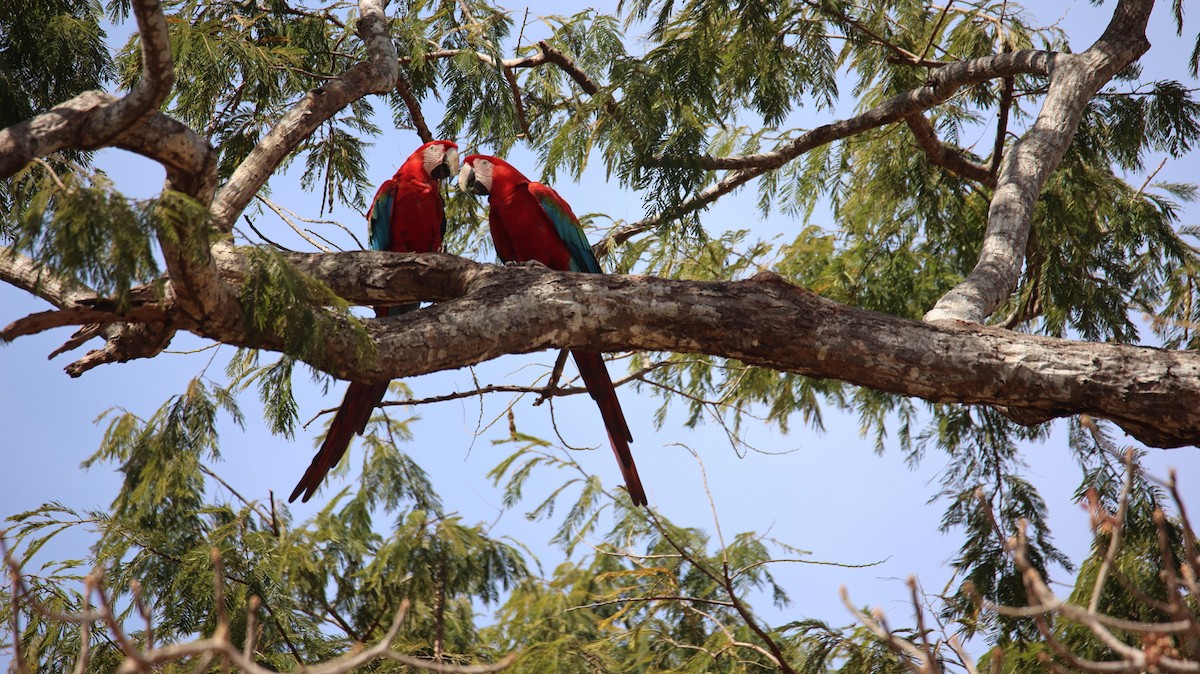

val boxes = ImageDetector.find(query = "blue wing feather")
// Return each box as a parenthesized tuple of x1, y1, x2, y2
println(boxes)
(368, 185, 394, 252)
(534, 191, 601, 274)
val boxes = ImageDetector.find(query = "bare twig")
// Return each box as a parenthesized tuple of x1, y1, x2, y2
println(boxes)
(841, 587, 931, 674)
(1088, 449, 1136, 613)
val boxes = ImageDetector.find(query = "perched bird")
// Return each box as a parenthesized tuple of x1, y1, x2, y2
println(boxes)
(458, 155, 647, 506)
(289, 139, 460, 503)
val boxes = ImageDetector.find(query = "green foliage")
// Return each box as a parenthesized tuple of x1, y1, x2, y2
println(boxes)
(925, 406, 1068, 643)
(0, 0, 111, 128)
(300, 115, 376, 213)
(2, 375, 521, 670)
(5, 0, 1200, 670)
(239, 246, 373, 369)
(115, 0, 375, 197)
(0, 0, 111, 224)
(486, 445, 816, 673)
(1050, 422, 1200, 666)
(787, 620, 915, 673)
(3, 165, 164, 310)
(226, 349, 301, 437)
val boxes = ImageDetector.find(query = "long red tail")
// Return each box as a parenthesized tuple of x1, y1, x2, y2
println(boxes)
(570, 350, 647, 506)
(289, 305, 416, 503)
(289, 380, 389, 503)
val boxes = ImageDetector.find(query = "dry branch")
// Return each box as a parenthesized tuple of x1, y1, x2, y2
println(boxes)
(846, 473, 1200, 674)
(1, 534, 516, 674)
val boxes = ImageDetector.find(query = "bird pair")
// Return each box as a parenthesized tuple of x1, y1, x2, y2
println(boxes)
(288, 140, 647, 507)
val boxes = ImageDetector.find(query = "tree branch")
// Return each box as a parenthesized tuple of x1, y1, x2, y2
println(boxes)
(925, 0, 1154, 324)
(212, 251, 1200, 449)
(905, 114, 996, 187)
(536, 41, 603, 96)
(208, 0, 399, 233)
(0, 247, 96, 309)
(12, 249, 1200, 447)
(395, 74, 434, 143)
(0, 0, 174, 180)
(595, 50, 1055, 255)
(648, 50, 1055, 172)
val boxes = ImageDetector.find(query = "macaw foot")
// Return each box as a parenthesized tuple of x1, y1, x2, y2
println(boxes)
(503, 259, 549, 270)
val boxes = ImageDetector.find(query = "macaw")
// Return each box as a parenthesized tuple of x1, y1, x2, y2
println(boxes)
(457, 155, 648, 507)
(289, 139, 460, 503)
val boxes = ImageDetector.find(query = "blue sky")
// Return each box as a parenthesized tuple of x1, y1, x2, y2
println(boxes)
(3, 0, 1200, 651)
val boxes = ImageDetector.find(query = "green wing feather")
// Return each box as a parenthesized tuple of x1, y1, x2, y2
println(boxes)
(368, 182, 395, 252)
(529, 183, 601, 274)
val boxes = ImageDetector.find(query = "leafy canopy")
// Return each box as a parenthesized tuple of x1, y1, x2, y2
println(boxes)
(3, 0, 1200, 671)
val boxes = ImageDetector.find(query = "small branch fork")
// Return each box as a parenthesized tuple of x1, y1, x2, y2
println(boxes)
(1, 537, 515, 674)
(843, 462, 1200, 674)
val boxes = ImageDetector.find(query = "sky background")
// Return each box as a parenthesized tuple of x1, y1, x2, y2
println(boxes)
(3, 0, 1200, 658)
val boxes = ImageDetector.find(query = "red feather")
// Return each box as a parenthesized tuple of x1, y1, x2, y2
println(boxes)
(290, 140, 455, 503)
(571, 350, 644, 505)
(464, 155, 648, 506)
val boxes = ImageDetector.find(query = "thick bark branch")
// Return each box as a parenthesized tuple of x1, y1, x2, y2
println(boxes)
(208, 0, 399, 233)
(925, 0, 1154, 324)
(10, 248, 1200, 447)
(113, 108, 236, 334)
(211, 250, 1200, 449)
(0, 0, 173, 180)
(2, 304, 169, 342)
(112, 112, 218, 204)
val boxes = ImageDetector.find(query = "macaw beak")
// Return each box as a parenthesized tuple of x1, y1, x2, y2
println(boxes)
(431, 148, 460, 181)
(457, 164, 489, 196)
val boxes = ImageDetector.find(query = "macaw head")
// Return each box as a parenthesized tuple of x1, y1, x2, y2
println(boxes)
(458, 154, 525, 197)
(457, 154, 494, 196)
(416, 139, 460, 181)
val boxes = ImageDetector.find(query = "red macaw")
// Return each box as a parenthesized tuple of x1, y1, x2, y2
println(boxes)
(289, 139, 460, 503)
(457, 155, 648, 506)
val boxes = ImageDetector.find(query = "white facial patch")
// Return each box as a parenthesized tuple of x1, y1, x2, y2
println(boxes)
(458, 158, 493, 193)
(423, 143, 446, 176)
